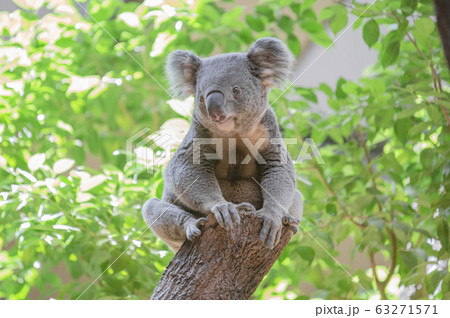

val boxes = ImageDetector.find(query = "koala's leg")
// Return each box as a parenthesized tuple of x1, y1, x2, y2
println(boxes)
(288, 189, 303, 219)
(283, 190, 303, 234)
(142, 198, 206, 252)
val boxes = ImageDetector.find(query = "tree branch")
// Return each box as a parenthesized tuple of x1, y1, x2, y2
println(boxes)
(151, 213, 294, 299)
(433, 0, 450, 68)
(357, 123, 383, 213)
(369, 250, 387, 300)
(383, 227, 398, 286)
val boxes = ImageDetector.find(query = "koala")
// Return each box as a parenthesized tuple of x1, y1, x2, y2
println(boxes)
(142, 37, 303, 252)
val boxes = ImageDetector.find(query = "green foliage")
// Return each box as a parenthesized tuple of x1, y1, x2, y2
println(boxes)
(0, 0, 449, 300)
(362, 19, 379, 47)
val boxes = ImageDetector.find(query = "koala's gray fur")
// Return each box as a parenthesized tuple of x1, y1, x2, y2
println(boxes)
(142, 38, 303, 252)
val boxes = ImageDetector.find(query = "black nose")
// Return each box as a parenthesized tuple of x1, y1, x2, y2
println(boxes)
(206, 91, 225, 122)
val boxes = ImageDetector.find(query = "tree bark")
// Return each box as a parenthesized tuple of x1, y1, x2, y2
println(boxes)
(434, 0, 450, 69)
(151, 213, 293, 300)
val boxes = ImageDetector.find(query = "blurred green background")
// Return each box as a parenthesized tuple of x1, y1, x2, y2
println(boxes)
(0, 0, 449, 300)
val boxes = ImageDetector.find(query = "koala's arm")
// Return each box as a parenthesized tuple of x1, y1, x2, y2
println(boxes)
(258, 109, 296, 216)
(164, 125, 226, 215)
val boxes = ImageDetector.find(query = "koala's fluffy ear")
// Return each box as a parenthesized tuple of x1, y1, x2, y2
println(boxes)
(165, 50, 202, 99)
(247, 37, 294, 88)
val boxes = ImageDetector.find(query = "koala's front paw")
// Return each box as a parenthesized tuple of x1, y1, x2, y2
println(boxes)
(258, 210, 283, 249)
(211, 201, 241, 231)
(282, 215, 301, 234)
(186, 217, 207, 241)
(235, 202, 257, 214)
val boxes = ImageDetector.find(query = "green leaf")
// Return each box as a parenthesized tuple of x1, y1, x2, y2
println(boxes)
(256, 5, 275, 21)
(319, 83, 333, 97)
(238, 28, 253, 44)
(367, 217, 385, 231)
(290, 3, 302, 17)
(0, 269, 13, 281)
(279, 15, 294, 34)
(420, 148, 434, 168)
(296, 87, 317, 102)
(329, 12, 348, 35)
(342, 82, 360, 95)
(21, 246, 35, 267)
(43, 273, 62, 288)
(318, 7, 335, 20)
(401, 0, 418, 15)
(287, 34, 301, 56)
(397, 103, 426, 118)
(112, 254, 131, 273)
(392, 221, 412, 235)
(362, 19, 380, 47)
(90, 0, 119, 21)
(221, 6, 243, 27)
(301, 0, 316, 12)
(426, 270, 447, 294)
(309, 33, 333, 47)
(400, 251, 418, 269)
(412, 17, 435, 49)
(336, 77, 348, 99)
(437, 219, 449, 252)
(415, 17, 435, 36)
(351, 194, 374, 212)
(298, 246, 315, 264)
(194, 38, 214, 55)
(338, 278, 352, 292)
(246, 15, 265, 32)
(427, 105, 442, 124)
(381, 38, 400, 67)
(394, 117, 412, 143)
(197, 3, 220, 22)
(326, 203, 337, 216)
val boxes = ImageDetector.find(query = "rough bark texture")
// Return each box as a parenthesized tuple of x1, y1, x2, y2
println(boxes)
(151, 213, 293, 300)
(434, 0, 450, 69)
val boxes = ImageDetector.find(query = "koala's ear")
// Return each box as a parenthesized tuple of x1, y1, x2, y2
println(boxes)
(165, 50, 202, 99)
(247, 37, 294, 88)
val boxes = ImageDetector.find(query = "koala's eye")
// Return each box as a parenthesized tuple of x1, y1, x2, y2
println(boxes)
(199, 94, 204, 103)
(232, 87, 240, 96)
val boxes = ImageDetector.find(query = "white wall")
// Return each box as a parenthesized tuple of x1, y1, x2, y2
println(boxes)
(291, 14, 378, 115)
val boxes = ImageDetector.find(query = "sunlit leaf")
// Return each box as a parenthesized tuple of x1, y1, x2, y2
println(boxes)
(53, 159, 76, 175)
(80, 174, 107, 192)
(118, 12, 141, 28)
(166, 96, 194, 117)
(13, 0, 44, 10)
(28, 153, 46, 172)
(67, 76, 100, 94)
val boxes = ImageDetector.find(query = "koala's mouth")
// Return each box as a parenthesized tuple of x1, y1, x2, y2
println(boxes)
(214, 116, 235, 131)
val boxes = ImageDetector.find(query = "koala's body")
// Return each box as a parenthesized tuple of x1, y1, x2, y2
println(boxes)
(142, 38, 303, 252)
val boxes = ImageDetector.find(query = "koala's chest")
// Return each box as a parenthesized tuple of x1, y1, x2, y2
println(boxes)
(213, 128, 269, 181)
(214, 141, 257, 180)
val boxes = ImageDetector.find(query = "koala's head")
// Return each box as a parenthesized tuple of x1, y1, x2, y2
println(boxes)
(165, 37, 294, 135)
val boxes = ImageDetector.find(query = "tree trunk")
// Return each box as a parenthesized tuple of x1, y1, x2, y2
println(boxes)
(151, 213, 293, 300)
(434, 0, 450, 69)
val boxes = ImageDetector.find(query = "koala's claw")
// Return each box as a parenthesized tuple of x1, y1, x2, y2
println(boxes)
(186, 217, 207, 241)
(282, 215, 300, 234)
(211, 202, 241, 231)
(258, 213, 283, 250)
(235, 202, 257, 214)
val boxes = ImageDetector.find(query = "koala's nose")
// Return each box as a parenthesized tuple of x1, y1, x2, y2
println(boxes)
(206, 91, 226, 122)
